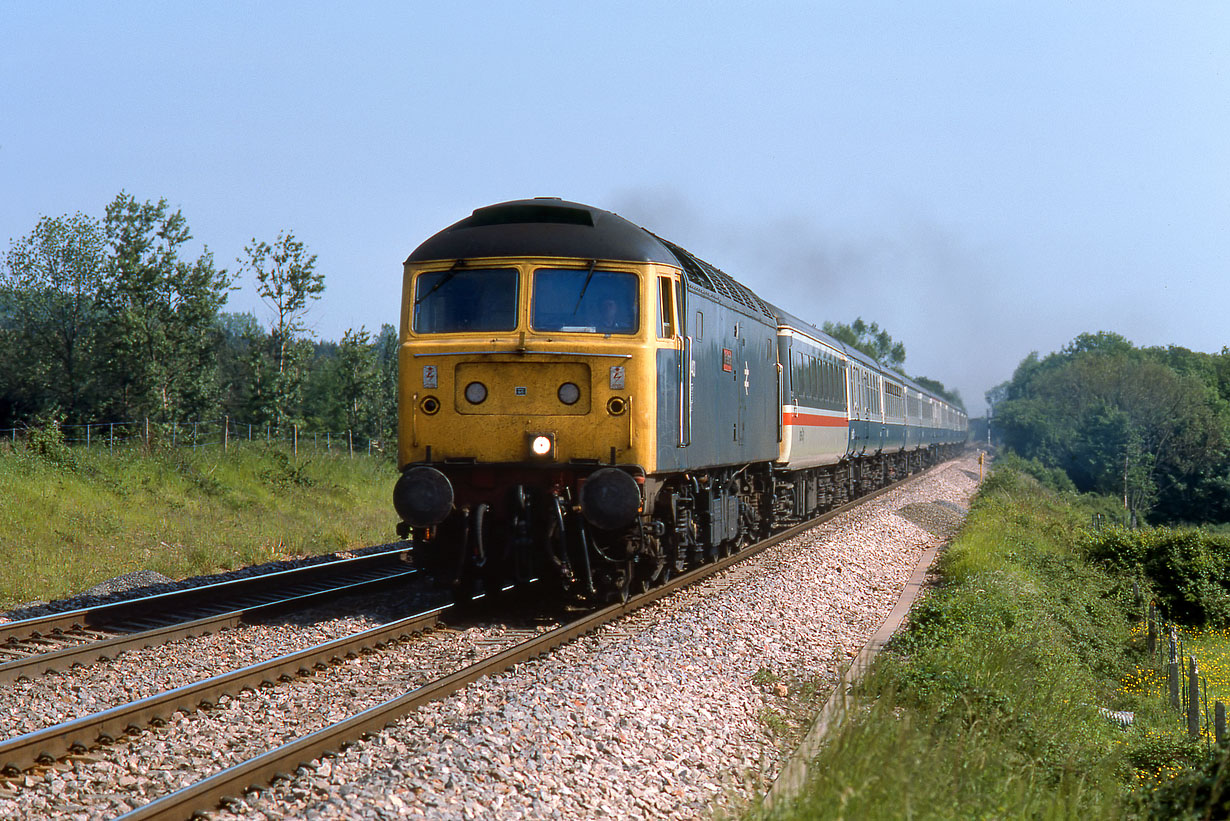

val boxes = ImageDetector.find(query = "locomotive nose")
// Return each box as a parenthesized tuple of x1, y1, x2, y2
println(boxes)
(393, 466, 454, 527)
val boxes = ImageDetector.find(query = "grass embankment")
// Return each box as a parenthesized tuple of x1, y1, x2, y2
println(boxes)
(0, 440, 399, 609)
(758, 467, 1201, 820)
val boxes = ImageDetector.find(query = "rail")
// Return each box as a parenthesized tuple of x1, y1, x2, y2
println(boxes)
(114, 460, 946, 820)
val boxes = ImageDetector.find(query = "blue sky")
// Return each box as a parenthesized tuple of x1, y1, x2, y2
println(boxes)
(3, 2, 1227, 412)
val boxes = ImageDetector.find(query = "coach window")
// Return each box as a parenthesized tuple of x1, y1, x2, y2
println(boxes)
(694, 311, 703, 340)
(657, 276, 676, 339)
(532, 268, 638, 334)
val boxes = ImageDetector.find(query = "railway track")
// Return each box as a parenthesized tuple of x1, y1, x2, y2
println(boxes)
(0, 547, 418, 682)
(34, 461, 944, 821)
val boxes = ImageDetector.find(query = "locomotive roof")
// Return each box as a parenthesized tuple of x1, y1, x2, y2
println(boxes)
(407, 198, 961, 414)
(407, 198, 777, 319)
(406, 198, 680, 266)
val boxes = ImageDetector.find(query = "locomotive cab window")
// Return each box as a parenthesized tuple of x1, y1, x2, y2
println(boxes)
(413, 267, 518, 333)
(531, 268, 639, 334)
(657, 275, 676, 339)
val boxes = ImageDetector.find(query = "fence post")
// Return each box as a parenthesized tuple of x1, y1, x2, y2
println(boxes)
(1147, 603, 1157, 656)
(144, 417, 149, 449)
(1189, 657, 1202, 738)
(294, 424, 298, 458)
(224, 416, 229, 452)
(192, 421, 198, 449)
(348, 430, 353, 458)
(1169, 633, 1180, 711)
(109, 422, 114, 457)
(86, 423, 91, 450)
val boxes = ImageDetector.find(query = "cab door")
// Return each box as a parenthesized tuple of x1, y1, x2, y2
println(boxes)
(655, 272, 688, 470)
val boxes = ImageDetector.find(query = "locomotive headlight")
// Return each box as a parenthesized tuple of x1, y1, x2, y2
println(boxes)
(557, 382, 580, 405)
(528, 433, 555, 459)
(464, 381, 488, 404)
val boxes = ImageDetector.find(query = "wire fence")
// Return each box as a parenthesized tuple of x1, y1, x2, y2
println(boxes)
(1136, 588, 1229, 746)
(0, 417, 390, 458)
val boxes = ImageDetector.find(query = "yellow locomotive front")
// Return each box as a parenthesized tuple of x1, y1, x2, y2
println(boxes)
(392, 200, 686, 599)
(397, 257, 659, 469)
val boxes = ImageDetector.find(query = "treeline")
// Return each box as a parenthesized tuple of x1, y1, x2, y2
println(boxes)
(988, 331, 1230, 525)
(0, 193, 397, 445)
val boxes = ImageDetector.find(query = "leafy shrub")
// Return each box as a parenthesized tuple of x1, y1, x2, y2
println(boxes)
(23, 410, 76, 469)
(992, 451, 1077, 494)
(1145, 741, 1230, 819)
(1080, 527, 1230, 626)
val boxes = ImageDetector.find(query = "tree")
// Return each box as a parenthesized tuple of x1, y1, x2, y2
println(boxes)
(334, 327, 381, 434)
(0, 212, 109, 422)
(993, 334, 1230, 524)
(101, 192, 233, 421)
(239, 231, 324, 376)
(238, 231, 325, 426)
(372, 323, 399, 447)
(215, 311, 269, 422)
(821, 317, 906, 371)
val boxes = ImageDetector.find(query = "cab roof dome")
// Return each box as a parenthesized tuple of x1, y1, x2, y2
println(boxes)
(406, 198, 681, 266)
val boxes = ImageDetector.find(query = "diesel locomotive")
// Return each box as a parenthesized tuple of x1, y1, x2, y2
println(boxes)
(393, 198, 967, 602)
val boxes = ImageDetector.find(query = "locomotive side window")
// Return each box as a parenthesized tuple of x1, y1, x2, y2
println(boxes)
(531, 268, 639, 334)
(657, 276, 676, 339)
(413, 267, 518, 333)
(695, 311, 703, 340)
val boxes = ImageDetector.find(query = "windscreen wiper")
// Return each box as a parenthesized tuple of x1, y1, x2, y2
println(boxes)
(413, 258, 466, 306)
(571, 259, 598, 314)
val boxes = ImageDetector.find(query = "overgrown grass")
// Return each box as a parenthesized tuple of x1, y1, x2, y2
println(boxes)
(0, 440, 399, 608)
(755, 467, 1202, 820)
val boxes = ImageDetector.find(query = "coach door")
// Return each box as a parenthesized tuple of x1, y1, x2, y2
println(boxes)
(850, 364, 871, 456)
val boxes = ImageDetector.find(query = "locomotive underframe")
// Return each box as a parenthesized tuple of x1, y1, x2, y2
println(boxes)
(408, 442, 960, 604)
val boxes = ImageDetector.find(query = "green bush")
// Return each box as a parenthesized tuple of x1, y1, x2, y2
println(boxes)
(1146, 741, 1230, 819)
(992, 451, 1078, 494)
(22, 411, 76, 469)
(1080, 527, 1230, 627)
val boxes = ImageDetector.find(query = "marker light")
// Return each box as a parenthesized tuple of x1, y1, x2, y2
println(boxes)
(557, 382, 580, 405)
(464, 381, 488, 404)
(531, 435, 553, 456)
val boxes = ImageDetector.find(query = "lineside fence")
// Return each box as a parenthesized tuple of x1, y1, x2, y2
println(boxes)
(0, 418, 389, 459)
(1138, 589, 1229, 746)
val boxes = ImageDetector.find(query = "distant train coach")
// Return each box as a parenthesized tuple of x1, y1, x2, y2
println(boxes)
(393, 198, 966, 602)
